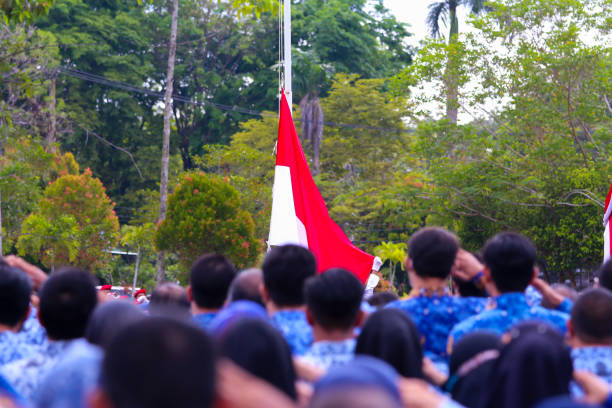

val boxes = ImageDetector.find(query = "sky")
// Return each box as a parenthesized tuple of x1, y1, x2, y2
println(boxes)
(383, 0, 432, 46)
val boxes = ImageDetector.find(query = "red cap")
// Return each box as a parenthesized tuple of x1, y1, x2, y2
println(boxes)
(100, 285, 112, 291)
(134, 289, 146, 298)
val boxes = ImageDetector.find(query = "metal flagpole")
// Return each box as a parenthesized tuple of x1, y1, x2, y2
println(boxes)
(283, 0, 292, 111)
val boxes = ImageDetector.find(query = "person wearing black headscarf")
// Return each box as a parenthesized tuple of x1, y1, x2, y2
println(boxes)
(355, 309, 423, 379)
(445, 331, 501, 408)
(483, 322, 573, 408)
(218, 318, 297, 400)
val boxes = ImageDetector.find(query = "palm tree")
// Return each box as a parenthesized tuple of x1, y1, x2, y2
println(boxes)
(426, 0, 486, 123)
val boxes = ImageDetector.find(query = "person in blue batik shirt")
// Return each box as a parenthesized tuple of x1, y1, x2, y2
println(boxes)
(567, 288, 612, 396)
(262, 245, 316, 356)
(301, 268, 363, 370)
(0, 263, 38, 366)
(187, 254, 237, 331)
(449, 232, 569, 351)
(386, 227, 487, 373)
(1, 268, 98, 403)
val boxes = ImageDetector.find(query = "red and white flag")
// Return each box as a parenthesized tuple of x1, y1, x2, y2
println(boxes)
(268, 91, 381, 283)
(604, 183, 612, 263)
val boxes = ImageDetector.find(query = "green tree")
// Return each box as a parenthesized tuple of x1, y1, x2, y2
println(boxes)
(155, 172, 261, 273)
(17, 167, 120, 272)
(374, 241, 406, 291)
(0, 0, 53, 23)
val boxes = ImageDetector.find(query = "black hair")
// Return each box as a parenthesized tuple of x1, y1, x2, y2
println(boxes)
(452, 276, 487, 298)
(571, 288, 612, 343)
(598, 259, 612, 292)
(100, 317, 216, 408)
(227, 268, 264, 306)
(366, 291, 398, 309)
(262, 244, 316, 307)
(38, 267, 97, 340)
(0, 263, 32, 327)
(408, 227, 459, 279)
(85, 301, 147, 350)
(355, 309, 423, 378)
(304, 268, 364, 331)
(219, 319, 297, 400)
(483, 232, 536, 293)
(149, 283, 190, 320)
(189, 254, 237, 309)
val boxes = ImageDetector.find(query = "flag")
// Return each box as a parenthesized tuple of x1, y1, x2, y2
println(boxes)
(604, 183, 612, 263)
(268, 91, 381, 283)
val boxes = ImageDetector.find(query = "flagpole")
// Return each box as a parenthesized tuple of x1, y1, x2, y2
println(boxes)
(283, 0, 292, 111)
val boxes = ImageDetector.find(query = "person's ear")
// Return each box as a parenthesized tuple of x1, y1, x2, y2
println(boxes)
(567, 319, 576, 338)
(532, 267, 539, 283)
(405, 257, 414, 272)
(186, 285, 193, 302)
(305, 308, 315, 327)
(259, 284, 270, 303)
(482, 266, 493, 283)
(88, 388, 114, 408)
(354, 310, 365, 328)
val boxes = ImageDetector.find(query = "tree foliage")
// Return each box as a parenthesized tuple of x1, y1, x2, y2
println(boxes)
(17, 167, 120, 271)
(155, 172, 261, 272)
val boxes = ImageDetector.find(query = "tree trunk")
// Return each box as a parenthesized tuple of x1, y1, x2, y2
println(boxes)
(48, 77, 57, 152)
(156, 0, 180, 284)
(445, 5, 459, 123)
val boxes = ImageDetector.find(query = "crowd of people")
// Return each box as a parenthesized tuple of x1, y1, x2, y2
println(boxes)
(1, 227, 612, 407)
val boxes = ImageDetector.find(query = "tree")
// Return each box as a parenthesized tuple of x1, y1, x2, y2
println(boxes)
(374, 241, 406, 291)
(0, 0, 53, 23)
(155, 172, 261, 273)
(426, 0, 485, 122)
(17, 168, 120, 272)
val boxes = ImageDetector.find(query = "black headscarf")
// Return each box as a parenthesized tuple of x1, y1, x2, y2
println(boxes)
(483, 323, 572, 408)
(445, 331, 502, 408)
(355, 308, 423, 378)
(218, 318, 297, 400)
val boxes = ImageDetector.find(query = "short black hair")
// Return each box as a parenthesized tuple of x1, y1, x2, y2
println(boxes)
(305, 268, 364, 331)
(149, 283, 190, 319)
(408, 227, 459, 279)
(598, 259, 612, 292)
(189, 254, 237, 309)
(452, 276, 487, 298)
(483, 232, 536, 293)
(38, 268, 97, 340)
(0, 263, 32, 327)
(262, 245, 316, 307)
(227, 268, 264, 306)
(571, 288, 612, 343)
(100, 317, 215, 408)
(366, 292, 398, 309)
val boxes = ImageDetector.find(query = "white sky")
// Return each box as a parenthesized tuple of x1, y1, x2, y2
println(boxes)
(383, 0, 432, 46)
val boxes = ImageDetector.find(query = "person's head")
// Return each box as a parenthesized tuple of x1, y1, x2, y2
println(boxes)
(85, 301, 147, 350)
(227, 268, 264, 306)
(355, 309, 423, 378)
(407, 227, 459, 280)
(0, 263, 32, 331)
(482, 232, 537, 293)
(261, 244, 316, 308)
(39, 268, 97, 340)
(305, 268, 364, 335)
(219, 319, 296, 400)
(366, 291, 398, 309)
(446, 331, 502, 407)
(485, 323, 572, 408)
(311, 356, 402, 408)
(188, 254, 237, 311)
(598, 259, 612, 291)
(208, 300, 269, 337)
(149, 283, 190, 320)
(92, 317, 215, 408)
(452, 276, 487, 298)
(568, 288, 612, 346)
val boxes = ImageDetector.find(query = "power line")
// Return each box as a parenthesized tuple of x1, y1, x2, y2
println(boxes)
(58, 66, 412, 134)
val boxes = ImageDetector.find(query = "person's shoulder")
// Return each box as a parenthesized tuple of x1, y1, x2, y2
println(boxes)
(531, 306, 569, 327)
(386, 298, 419, 311)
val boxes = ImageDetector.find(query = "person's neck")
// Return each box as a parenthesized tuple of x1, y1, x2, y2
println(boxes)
(312, 326, 354, 343)
(571, 336, 612, 348)
(0, 323, 18, 334)
(413, 277, 448, 293)
(191, 304, 219, 316)
(265, 302, 304, 316)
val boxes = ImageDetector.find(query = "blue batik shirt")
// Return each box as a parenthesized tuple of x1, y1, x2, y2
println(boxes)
(271, 310, 313, 356)
(449, 292, 569, 348)
(1, 338, 78, 403)
(302, 339, 356, 370)
(193, 312, 217, 331)
(525, 285, 573, 314)
(0, 331, 37, 367)
(570, 346, 612, 397)
(386, 289, 487, 369)
(17, 308, 47, 346)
